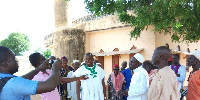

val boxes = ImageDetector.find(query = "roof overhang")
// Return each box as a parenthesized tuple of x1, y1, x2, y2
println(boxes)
(93, 48, 144, 56)
(171, 50, 191, 55)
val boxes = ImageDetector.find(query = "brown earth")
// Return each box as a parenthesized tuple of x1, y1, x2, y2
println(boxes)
(31, 94, 41, 100)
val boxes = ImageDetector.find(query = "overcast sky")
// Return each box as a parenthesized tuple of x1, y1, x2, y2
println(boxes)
(0, 0, 89, 56)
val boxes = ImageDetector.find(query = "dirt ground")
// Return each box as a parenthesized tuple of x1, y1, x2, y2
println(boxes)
(31, 94, 41, 100)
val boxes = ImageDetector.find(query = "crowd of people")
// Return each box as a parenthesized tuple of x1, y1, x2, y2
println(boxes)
(0, 45, 200, 100)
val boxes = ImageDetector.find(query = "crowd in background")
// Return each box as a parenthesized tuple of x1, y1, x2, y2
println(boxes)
(1, 46, 200, 100)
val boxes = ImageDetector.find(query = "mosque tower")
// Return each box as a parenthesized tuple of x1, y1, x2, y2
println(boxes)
(50, 0, 85, 64)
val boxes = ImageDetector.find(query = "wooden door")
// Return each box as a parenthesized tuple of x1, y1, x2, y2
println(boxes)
(112, 55, 119, 66)
(97, 56, 104, 69)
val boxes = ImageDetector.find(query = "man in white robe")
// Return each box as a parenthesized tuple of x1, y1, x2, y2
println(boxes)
(74, 53, 106, 100)
(127, 59, 151, 100)
(67, 60, 80, 100)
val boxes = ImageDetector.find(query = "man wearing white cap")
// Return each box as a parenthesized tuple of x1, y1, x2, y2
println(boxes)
(122, 53, 144, 100)
(185, 50, 200, 100)
(67, 60, 80, 100)
(126, 54, 151, 100)
(148, 46, 179, 100)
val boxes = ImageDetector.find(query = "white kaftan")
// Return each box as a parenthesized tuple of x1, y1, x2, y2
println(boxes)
(67, 71, 77, 100)
(127, 66, 149, 100)
(74, 65, 105, 100)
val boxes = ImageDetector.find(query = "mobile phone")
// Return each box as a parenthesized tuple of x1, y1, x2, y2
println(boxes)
(85, 74, 88, 78)
(49, 60, 57, 67)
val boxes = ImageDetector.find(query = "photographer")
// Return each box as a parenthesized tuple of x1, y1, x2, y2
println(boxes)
(29, 53, 88, 100)
(0, 46, 61, 100)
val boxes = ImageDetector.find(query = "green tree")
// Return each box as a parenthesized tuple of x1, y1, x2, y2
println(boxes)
(0, 33, 30, 55)
(34, 48, 51, 59)
(81, 0, 200, 43)
(43, 49, 51, 59)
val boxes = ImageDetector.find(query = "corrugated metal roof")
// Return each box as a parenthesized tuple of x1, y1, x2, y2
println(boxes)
(93, 48, 144, 56)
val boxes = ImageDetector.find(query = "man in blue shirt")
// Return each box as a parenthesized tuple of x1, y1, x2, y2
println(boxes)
(122, 53, 144, 100)
(0, 46, 62, 100)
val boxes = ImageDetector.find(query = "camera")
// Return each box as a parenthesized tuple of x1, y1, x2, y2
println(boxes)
(49, 60, 57, 67)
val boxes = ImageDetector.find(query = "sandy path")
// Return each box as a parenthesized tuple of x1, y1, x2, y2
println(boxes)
(31, 95, 42, 100)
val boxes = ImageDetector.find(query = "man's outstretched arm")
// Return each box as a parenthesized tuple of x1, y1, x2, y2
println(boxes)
(61, 75, 88, 83)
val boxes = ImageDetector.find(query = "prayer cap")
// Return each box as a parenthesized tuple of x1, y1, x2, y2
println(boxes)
(73, 60, 79, 63)
(61, 56, 67, 60)
(191, 50, 200, 61)
(113, 64, 120, 68)
(134, 53, 144, 63)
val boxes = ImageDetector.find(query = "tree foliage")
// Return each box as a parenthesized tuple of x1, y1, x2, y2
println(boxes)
(34, 48, 51, 59)
(43, 49, 51, 59)
(83, 0, 200, 43)
(0, 33, 30, 55)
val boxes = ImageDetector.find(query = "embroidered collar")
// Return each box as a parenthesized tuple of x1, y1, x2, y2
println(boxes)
(84, 64, 97, 78)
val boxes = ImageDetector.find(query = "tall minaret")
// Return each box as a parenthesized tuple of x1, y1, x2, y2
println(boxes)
(54, 0, 68, 28)
(52, 0, 85, 64)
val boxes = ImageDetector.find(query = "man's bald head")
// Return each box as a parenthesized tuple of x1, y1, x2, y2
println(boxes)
(155, 46, 171, 60)
(152, 46, 171, 67)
